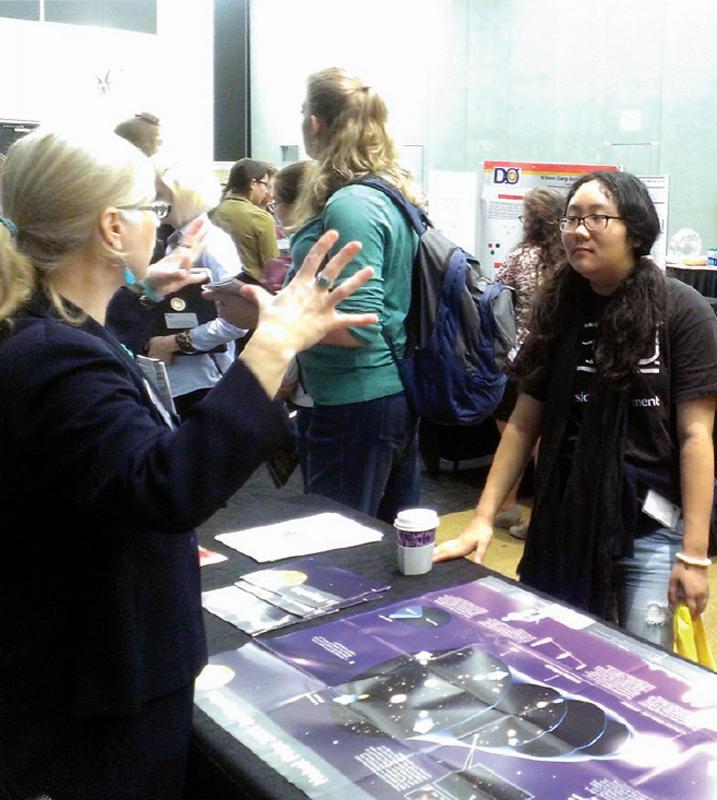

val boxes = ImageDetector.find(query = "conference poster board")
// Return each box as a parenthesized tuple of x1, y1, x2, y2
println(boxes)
(478, 161, 620, 276)
(196, 575, 717, 800)
(638, 175, 670, 268)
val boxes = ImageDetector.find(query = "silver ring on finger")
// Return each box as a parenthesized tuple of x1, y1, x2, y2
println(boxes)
(314, 273, 333, 290)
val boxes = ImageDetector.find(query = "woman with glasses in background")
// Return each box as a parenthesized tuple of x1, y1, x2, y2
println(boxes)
(141, 158, 246, 417)
(436, 171, 717, 649)
(0, 127, 375, 799)
(211, 156, 279, 279)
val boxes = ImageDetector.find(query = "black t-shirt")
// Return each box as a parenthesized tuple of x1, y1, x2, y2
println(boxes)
(525, 277, 717, 531)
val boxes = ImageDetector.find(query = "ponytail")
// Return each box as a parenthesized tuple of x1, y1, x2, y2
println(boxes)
(0, 224, 36, 322)
(293, 67, 421, 227)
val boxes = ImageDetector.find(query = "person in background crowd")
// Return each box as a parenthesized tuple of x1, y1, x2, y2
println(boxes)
(259, 161, 277, 213)
(273, 161, 313, 231)
(258, 160, 296, 292)
(436, 171, 717, 650)
(492, 187, 565, 539)
(289, 67, 421, 524)
(143, 159, 246, 417)
(211, 157, 279, 279)
(114, 112, 170, 261)
(273, 160, 316, 481)
(0, 126, 375, 800)
(114, 111, 162, 158)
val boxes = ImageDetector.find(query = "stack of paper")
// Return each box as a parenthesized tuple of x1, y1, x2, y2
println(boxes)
(215, 512, 383, 562)
(202, 558, 390, 635)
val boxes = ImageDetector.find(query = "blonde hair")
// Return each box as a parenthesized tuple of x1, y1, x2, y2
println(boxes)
(293, 67, 421, 227)
(0, 127, 155, 322)
(155, 158, 222, 228)
(0, 225, 34, 321)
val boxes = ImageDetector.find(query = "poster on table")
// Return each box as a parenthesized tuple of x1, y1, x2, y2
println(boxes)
(195, 575, 717, 800)
(478, 161, 620, 276)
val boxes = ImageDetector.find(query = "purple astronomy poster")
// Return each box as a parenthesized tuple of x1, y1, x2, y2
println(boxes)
(195, 576, 717, 800)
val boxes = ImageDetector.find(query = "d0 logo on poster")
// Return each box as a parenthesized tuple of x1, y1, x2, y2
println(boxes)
(493, 167, 520, 185)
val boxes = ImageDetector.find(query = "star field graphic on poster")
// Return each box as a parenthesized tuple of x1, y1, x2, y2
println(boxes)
(195, 576, 717, 800)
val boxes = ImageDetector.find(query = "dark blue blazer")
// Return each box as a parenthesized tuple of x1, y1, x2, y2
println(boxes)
(0, 298, 292, 718)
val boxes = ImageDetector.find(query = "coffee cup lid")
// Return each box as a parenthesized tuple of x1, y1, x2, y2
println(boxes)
(394, 508, 439, 531)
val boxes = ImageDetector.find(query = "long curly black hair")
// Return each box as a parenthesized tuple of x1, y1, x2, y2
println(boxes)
(513, 171, 666, 390)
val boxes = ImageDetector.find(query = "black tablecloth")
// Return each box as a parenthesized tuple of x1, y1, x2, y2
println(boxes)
(187, 493, 486, 800)
(667, 266, 717, 299)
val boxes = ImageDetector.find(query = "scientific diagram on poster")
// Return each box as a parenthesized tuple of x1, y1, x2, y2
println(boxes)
(196, 576, 717, 800)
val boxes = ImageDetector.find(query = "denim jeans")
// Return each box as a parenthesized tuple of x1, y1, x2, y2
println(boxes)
(292, 404, 313, 493)
(613, 524, 682, 649)
(304, 392, 420, 524)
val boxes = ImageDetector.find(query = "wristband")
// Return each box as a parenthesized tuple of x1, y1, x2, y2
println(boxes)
(675, 552, 712, 568)
(138, 280, 161, 303)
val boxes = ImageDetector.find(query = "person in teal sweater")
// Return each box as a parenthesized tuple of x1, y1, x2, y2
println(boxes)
(290, 67, 422, 523)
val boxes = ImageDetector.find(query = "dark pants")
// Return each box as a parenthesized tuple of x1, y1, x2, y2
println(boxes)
(291, 404, 314, 492)
(304, 392, 420, 524)
(0, 684, 194, 800)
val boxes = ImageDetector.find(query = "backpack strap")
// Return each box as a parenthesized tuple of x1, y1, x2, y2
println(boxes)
(348, 177, 429, 237)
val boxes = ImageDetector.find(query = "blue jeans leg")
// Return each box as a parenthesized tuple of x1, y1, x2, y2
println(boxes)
(305, 392, 420, 524)
(292, 405, 313, 494)
(613, 525, 682, 650)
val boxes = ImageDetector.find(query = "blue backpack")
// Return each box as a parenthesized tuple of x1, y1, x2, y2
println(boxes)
(358, 178, 516, 426)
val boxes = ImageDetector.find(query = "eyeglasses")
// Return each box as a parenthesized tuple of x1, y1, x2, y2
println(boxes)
(559, 214, 624, 233)
(253, 179, 269, 187)
(118, 201, 172, 220)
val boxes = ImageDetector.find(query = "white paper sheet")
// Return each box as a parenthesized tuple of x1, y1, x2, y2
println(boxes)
(215, 512, 384, 562)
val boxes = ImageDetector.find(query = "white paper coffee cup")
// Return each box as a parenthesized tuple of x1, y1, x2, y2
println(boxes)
(394, 508, 439, 575)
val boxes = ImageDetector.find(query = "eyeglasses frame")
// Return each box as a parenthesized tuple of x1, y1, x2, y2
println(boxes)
(117, 200, 172, 220)
(559, 214, 624, 233)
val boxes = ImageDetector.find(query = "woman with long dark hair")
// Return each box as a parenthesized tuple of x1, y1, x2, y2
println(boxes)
(436, 171, 717, 648)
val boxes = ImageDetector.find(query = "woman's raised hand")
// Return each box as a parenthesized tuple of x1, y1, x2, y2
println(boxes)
(249, 230, 375, 353)
(236, 230, 377, 397)
(144, 217, 209, 295)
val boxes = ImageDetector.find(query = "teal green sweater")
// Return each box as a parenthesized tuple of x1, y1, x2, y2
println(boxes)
(290, 184, 417, 405)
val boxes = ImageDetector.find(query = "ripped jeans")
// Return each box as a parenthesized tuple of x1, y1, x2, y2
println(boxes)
(613, 525, 682, 650)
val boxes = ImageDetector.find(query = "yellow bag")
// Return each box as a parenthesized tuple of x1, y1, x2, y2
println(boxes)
(673, 603, 716, 670)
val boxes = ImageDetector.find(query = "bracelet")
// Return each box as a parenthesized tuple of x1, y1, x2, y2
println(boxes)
(675, 551, 712, 568)
(175, 330, 194, 353)
(138, 280, 161, 303)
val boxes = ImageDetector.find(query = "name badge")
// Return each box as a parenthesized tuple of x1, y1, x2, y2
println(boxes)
(642, 489, 681, 529)
(164, 312, 199, 329)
